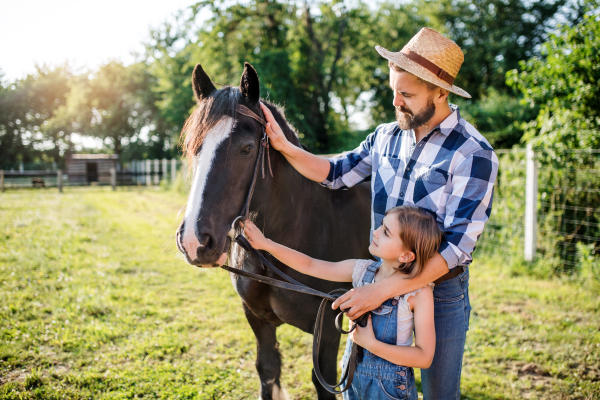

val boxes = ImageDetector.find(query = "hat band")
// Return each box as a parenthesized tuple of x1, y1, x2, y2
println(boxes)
(401, 49, 455, 85)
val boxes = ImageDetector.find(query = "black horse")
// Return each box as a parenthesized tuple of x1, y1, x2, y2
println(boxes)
(176, 62, 371, 400)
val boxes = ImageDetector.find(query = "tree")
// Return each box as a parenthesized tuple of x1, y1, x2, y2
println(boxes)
(144, 0, 423, 152)
(0, 65, 72, 169)
(429, 0, 566, 99)
(48, 62, 157, 161)
(507, 1, 600, 150)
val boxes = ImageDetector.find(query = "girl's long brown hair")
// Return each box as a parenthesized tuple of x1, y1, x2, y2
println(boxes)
(386, 205, 444, 278)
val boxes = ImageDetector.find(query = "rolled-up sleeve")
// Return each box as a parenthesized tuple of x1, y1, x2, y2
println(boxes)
(320, 130, 377, 190)
(439, 149, 499, 270)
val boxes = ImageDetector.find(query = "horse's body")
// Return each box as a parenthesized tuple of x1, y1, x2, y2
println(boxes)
(176, 63, 371, 399)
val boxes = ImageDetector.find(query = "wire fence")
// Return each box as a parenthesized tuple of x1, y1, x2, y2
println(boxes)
(475, 149, 527, 261)
(476, 148, 600, 277)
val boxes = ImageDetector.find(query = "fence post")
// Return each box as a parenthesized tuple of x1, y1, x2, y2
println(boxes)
(162, 158, 167, 183)
(110, 167, 116, 191)
(145, 159, 151, 186)
(524, 144, 538, 262)
(171, 159, 177, 185)
(0, 170, 4, 193)
(154, 159, 159, 185)
(57, 169, 63, 193)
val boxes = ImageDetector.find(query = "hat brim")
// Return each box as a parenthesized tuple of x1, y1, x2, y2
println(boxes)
(376, 45, 471, 98)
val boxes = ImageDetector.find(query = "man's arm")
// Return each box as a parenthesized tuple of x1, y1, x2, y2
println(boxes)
(438, 148, 499, 269)
(333, 252, 449, 319)
(333, 149, 499, 319)
(261, 102, 374, 188)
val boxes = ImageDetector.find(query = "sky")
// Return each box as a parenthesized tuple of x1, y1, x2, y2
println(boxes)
(0, 0, 200, 82)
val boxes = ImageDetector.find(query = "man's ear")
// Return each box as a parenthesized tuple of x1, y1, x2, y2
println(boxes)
(399, 251, 416, 264)
(434, 87, 450, 104)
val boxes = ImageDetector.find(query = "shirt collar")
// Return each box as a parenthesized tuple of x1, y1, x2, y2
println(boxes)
(436, 104, 460, 136)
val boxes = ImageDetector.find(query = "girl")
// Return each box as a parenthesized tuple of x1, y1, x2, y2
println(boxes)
(244, 205, 443, 400)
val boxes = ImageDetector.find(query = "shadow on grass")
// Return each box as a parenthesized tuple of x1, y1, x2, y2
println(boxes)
(416, 379, 507, 400)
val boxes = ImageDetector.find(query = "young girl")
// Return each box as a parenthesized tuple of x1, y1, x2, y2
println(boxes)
(244, 205, 443, 400)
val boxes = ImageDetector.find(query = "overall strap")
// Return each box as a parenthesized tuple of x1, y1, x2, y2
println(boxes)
(362, 260, 382, 285)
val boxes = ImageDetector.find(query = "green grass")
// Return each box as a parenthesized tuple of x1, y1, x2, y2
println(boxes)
(0, 187, 599, 399)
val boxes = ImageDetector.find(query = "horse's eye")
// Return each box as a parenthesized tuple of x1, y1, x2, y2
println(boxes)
(241, 145, 254, 155)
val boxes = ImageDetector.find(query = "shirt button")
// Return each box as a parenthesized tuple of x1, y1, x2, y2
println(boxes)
(399, 370, 406, 376)
(405, 166, 411, 172)
(376, 307, 382, 313)
(399, 192, 404, 197)
(399, 385, 406, 390)
(391, 299, 398, 306)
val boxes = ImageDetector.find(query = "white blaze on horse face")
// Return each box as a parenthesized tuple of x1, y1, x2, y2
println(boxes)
(182, 117, 234, 262)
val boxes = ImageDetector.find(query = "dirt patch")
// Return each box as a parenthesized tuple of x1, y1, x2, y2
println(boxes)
(0, 369, 27, 384)
(517, 362, 552, 378)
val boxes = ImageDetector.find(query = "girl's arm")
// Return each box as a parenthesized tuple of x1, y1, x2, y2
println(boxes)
(350, 286, 436, 369)
(244, 220, 355, 282)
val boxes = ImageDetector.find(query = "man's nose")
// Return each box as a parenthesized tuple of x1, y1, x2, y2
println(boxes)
(393, 93, 403, 107)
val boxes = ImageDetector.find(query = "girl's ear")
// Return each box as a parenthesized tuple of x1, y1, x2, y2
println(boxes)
(398, 251, 415, 264)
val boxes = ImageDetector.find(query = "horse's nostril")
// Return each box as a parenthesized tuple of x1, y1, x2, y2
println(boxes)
(199, 234, 211, 248)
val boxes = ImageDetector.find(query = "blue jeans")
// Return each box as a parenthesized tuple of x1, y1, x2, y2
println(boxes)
(341, 297, 418, 400)
(421, 267, 471, 400)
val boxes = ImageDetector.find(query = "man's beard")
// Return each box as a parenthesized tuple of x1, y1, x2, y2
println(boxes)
(395, 95, 436, 130)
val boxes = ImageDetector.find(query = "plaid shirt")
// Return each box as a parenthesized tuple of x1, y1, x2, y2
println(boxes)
(321, 105, 498, 270)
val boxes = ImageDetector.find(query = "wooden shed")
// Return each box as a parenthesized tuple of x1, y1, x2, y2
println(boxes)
(65, 154, 118, 185)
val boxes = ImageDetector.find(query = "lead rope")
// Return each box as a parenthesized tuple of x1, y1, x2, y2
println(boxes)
(225, 234, 369, 394)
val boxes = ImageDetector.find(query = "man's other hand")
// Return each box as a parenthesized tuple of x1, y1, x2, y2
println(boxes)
(332, 284, 385, 320)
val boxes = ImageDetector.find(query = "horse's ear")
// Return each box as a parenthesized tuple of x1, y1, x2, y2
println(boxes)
(239, 62, 260, 106)
(192, 64, 216, 102)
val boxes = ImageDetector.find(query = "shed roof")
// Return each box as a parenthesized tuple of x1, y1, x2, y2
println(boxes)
(69, 154, 119, 160)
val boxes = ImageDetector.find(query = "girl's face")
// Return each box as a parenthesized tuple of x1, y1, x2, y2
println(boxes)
(369, 213, 414, 264)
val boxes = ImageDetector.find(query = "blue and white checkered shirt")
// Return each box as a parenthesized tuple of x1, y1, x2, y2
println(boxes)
(321, 105, 498, 270)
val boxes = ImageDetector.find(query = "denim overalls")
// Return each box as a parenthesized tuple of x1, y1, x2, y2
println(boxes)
(342, 261, 418, 400)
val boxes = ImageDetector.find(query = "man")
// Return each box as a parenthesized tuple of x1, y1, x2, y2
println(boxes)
(260, 27, 498, 399)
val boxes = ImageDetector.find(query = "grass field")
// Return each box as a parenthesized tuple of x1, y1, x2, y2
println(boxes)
(0, 187, 599, 399)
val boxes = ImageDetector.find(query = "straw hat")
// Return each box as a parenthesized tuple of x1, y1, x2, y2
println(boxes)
(376, 28, 471, 98)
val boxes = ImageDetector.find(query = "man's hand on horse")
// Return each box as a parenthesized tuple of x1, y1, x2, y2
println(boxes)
(332, 284, 383, 320)
(260, 102, 290, 153)
(244, 220, 270, 250)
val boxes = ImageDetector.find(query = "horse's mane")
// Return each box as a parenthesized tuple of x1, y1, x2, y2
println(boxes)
(180, 86, 300, 165)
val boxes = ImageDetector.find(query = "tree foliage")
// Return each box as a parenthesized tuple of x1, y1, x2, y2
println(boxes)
(430, 0, 566, 99)
(0, 66, 72, 169)
(507, 1, 600, 150)
(0, 0, 583, 169)
(143, 0, 427, 152)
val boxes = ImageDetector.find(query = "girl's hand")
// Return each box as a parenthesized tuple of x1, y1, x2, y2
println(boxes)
(349, 314, 377, 350)
(244, 220, 270, 250)
(260, 102, 290, 153)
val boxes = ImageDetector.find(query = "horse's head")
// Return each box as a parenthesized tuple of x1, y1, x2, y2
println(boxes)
(176, 62, 296, 267)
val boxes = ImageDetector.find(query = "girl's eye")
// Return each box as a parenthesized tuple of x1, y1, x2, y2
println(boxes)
(241, 145, 253, 155)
